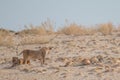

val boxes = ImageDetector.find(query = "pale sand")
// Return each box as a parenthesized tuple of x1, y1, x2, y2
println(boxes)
(0, 32, 120, 80)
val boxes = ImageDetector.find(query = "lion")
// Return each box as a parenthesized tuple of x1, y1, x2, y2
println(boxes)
(19, 58, 30, 65)
(12, 57, 30, 67)
(19, 47, 52, 65)
(12, 57, 20, 67)
(82, 59, 91, 65)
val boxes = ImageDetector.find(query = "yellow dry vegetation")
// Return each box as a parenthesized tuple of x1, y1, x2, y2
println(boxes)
(0, 21, 118, 46)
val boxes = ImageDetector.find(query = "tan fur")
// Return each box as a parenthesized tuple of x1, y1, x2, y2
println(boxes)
(12, 57, 30, 67)
(19, 47, 52, 65)
(64, 61, 74, 67)
(90, 56, 99, 64)
(19, 58, 30, 64)
(82, 59, 91, 65)
(12, 57, 19, 67)
(19, 58, 24, 64)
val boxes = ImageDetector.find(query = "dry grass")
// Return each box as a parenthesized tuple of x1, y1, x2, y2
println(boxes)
(81, 27, 98, 35)
(0, 21, 117, 46)
(97, 22, 113, 35)
(59, 22, 114, 35)
(58, 23, 98, 35)
(19, 19, 54, 36)
(0, 28, 14, 46)
(58, 23, 84, 35)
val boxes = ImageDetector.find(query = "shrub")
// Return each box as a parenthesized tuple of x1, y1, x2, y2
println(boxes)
(97, 22, 113, 35)
(58, 23, 85, 35)
(19, 19, 54, 35)
(0, 28, 14, 46)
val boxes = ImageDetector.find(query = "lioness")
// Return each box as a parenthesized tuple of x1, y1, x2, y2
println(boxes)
(12, 57, 30, 67)
(19, 58, 30, 64)
(12, 57, 19, 67)
(19, 47, 52, 65)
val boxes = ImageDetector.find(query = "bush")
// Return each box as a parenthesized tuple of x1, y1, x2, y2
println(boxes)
(19, 19, 54, 35)
(97, 22, 113, 35)
(0, 29, 14, 46)
(59, 23, 86, 35)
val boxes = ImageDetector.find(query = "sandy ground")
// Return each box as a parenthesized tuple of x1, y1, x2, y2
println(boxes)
(0, 32, 120, 80)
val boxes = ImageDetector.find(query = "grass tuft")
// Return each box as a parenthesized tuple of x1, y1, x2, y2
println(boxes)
(97, 22, 113, 35)
(0, 28, 14, 46)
